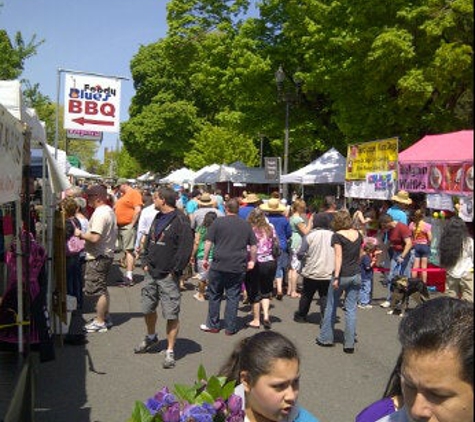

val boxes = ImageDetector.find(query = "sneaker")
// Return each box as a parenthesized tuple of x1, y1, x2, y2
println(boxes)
(200, 324, 220, 333)
(134, 336, 159, 354)
(162, 351, 175, 369)
(358, 304, 373, 310)
(380, 301, 391, 308)
(85, 320, 108, 333)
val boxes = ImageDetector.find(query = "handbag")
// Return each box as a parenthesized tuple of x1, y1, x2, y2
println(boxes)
(271, 236, 282, 259)
(66, 219, 85, 256)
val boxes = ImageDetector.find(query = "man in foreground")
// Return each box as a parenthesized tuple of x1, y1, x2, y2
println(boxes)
(134, 187, 193, 369)
(378, 296, 473, 421)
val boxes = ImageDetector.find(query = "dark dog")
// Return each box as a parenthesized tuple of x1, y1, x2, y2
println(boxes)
(388, 276, 430, 316)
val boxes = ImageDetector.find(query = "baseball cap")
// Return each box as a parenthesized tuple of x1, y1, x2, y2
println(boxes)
(115, 177, 129, 187)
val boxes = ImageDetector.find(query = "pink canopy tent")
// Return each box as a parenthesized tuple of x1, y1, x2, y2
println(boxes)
(399, 130, 473, 162)
(398, 130, 473, 194)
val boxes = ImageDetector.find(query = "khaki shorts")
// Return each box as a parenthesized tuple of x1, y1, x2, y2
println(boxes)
(84, 256, 113, 296)
(118, 223, 137, 251)
(141, 273, 181, 319)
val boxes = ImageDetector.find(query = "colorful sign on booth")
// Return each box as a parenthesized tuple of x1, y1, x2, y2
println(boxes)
(399, 162, 473, 194)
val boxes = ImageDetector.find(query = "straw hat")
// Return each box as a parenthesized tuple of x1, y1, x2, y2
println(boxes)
(242, 193, 261, 204)
(260, 198, 286, 213)
(197, 192, 215, 207)
(391, 190, 412, 205)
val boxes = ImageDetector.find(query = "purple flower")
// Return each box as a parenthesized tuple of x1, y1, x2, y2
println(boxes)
(226, 395, 243, 415)
(226, 411, 245, 422)
(163, 402, 181, 422)
(154, 387, 178, 406)
(181, 403, 216, 422)
(145, 398, 164, 416)
(213, 398, 226, 413)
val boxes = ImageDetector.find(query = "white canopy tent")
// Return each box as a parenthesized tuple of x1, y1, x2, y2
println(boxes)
(159, 167, 196, 185)
(68, 165, 101, 179)
(280, 148, 346, 185)
(137, 171, 155, 182)
(193, 162, 275, 185)
(192, 164, 221, 184)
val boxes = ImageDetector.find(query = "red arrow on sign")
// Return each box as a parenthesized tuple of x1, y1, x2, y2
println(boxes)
(72, 117, 115, 126)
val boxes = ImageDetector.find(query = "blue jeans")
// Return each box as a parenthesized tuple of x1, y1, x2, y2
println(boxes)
(359, 276, 372, 305)
(317, 274, 361, 349)
(386, 251, 412, 301)
(206, 269, 244, 333)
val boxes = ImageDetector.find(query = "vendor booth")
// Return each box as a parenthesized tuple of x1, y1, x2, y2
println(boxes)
(398, 130, 474, 292)
(193, 162, 278, 196)
(280, 148, 346, 200)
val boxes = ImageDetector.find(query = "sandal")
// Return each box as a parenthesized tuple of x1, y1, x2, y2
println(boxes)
(246, 322, 260, 329)
(263, 320, 272, 330)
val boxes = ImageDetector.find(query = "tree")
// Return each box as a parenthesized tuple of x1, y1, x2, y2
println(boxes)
(122, 0, 473, 172)
(184, 122, 258, 169)
(0, 29, 43, 79)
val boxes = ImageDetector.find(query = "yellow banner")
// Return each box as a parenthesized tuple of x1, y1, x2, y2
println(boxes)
(346, 137, 399, 180)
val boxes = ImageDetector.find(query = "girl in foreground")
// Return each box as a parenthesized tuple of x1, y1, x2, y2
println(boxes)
(220, 331, 320, 422)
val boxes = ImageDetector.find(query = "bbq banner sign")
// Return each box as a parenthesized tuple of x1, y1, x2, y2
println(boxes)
(64, 73, 121, 133)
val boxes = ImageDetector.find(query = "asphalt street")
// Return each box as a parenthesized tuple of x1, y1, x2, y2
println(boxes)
(33, 262, 413, 422)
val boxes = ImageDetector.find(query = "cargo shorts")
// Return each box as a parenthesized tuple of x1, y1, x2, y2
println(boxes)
(141, 273, 181, 320)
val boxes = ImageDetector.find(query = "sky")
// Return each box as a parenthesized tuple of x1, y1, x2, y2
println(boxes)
(1, 0, 169, 161)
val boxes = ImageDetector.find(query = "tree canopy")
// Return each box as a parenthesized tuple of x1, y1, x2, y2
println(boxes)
(122, 0, 473, 174)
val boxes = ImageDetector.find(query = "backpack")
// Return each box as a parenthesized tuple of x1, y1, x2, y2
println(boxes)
(66, 219, 85, 256)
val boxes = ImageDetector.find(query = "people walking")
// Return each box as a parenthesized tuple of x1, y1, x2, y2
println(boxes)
(245, 208, 278, 330)
(238, 193, 262, 220)
(134, 187, 194, 369)
(260, 198, 292, 300)
(439, 217, 473, 302)
(288, 199, 313, 298)
(358, 242, 380, 309)
(200, 198, 257, 335)
(62, 197, 85, 309)
(73, 185, 117, 333)
(134, 190, 160, 258)
(191, 211, 217, 302)
(114, 178, 143, 285)
(409, 209, 432, 284)
(293, 213, 335, 324)
(317, 210, 363, 353)
(378, 214, 413, 308)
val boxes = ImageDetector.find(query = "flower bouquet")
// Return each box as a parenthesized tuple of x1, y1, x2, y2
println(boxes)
(128, 365, 245, 422)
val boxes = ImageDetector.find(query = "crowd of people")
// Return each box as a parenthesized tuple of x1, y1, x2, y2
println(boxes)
(55, 180, 473, 420)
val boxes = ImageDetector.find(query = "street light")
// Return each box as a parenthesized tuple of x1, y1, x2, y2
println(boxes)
(275, 65, 302, 201)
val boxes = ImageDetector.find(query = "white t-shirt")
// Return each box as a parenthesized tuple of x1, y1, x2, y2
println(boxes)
(85, 204, 117, 260)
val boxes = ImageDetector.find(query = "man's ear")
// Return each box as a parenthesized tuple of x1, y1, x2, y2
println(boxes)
(240, 371, 251, 393)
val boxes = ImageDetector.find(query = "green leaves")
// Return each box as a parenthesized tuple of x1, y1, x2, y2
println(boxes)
(173, 364, 236, 405)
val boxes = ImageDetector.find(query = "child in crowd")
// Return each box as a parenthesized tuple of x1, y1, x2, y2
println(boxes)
(358, 241, 380, 309)
(219, 331, 320, 422)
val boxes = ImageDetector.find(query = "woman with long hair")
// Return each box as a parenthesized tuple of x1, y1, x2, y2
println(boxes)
(288, 199, 313, 298)
(191, 211, 217, 301)
(409, 209, 432, 283)
(439, 217, 473, 302)
(245, 208, 278, 329)
(317, 210, 363, 353)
